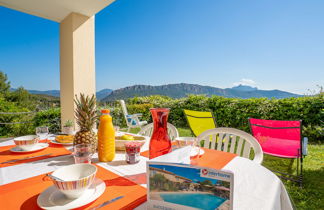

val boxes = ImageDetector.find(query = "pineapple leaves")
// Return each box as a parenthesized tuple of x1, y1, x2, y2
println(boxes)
(74, 93, 98, 131)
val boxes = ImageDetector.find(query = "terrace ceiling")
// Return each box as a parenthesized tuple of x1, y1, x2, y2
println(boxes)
(0, 0, 115, 22)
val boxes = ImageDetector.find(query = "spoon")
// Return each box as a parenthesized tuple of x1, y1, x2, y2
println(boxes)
(46, 173, 64, 181)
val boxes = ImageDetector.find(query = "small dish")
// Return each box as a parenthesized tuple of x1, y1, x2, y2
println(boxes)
(37, 178, 106, 210)
(190, 147, 205, 157)
(10, 143, 49, 153)
(49, 137, 73, 146)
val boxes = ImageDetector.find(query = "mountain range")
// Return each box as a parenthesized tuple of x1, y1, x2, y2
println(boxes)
(102, 84, 301, 101)
(12, 84, 301, 101)
(10, 88, 113, 100)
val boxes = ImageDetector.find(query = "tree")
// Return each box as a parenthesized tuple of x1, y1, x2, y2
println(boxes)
(7, 87, 33, 108)
(0, 71, 10, 96)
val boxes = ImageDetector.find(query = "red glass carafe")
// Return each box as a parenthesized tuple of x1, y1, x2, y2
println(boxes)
(149, 108, 172, 159)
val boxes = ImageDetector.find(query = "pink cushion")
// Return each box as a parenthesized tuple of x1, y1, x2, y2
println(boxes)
(258, 137, 301, 158)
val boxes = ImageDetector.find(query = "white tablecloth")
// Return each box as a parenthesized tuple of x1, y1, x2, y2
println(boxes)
(0, 138, 293, 210)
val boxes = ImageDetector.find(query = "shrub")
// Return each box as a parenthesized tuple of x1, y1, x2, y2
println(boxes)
(33, 108, 61, 134)
(0, 97, 34, 136)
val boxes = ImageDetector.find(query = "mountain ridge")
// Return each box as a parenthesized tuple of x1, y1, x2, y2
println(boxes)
(11, 84, 301, 101)
(102, 83, 301, 101)
(10, 88, 113, 100)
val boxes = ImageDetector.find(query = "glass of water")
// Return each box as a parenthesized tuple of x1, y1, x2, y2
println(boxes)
(36, 126, 49, 140)
(73, 144, 93, 164)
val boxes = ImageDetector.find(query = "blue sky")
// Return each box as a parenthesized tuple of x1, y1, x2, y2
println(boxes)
(1, 0, 324, 94)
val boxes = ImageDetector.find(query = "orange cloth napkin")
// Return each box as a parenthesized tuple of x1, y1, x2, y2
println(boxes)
(0, 144, 71, 168)
(141, 148, 237, 170)
(0, 165, 147, 210)
(140, 150, 150, 158)
(191, 148, 237, 169)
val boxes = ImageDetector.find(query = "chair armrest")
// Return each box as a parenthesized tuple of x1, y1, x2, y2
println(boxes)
(126, 114, 139, 120)
(302, 137, 308, 156)
(133, 113, 143, 118)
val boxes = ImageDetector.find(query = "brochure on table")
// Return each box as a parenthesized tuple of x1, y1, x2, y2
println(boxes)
(147, 147, 234, 210)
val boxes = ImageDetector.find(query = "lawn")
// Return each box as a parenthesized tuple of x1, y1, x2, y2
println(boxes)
(127, 127, 324, 210)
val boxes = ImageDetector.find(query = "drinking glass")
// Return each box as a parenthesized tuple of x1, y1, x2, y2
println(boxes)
(73, 144, 93, 164)
(173, 137, 201, 164)
(36, 126, 49, 140)
(190, 138, 202, 165)
(124, 141, 142, 164)
(114, 126, 120, 135)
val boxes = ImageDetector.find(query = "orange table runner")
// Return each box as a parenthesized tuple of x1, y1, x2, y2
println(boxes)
(140, 141, 178, 158)
(0, 164, 147, 210)
(0, 144, 71, 168)
(141, 148, 237, 170)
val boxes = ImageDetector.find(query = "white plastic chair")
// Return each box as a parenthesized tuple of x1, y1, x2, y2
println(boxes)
(119, 100, 148, 132)
(138, 123, 179, 140)
(197, 127, 263, 164)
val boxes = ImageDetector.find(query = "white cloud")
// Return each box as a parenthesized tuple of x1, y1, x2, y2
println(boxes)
(233, 78, 257, 87)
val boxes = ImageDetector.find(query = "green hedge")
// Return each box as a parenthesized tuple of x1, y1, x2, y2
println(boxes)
(33, 108, 61, 134)
(0, 105, 61, 137)
(108, 95, 324, 143)
(3, 95, 322, 143)
(0, 97, 33, 136)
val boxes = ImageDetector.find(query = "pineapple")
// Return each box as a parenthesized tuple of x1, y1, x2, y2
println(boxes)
(73, 94, 98, 153)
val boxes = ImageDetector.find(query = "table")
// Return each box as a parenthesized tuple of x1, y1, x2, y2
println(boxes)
(0, 135, 293, 210)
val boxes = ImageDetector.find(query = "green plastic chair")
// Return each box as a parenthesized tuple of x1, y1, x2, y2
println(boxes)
(183, 109, 217, 137)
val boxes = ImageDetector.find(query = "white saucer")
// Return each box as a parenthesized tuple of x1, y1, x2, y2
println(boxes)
(37, 178, 106, 210)
(10, 143, 49, 153)
(190, 147, 205, 157)
(49, 137, 73, 146)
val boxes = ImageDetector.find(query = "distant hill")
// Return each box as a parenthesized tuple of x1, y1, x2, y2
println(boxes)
(10, 88, 113, 100)
(231, 85, 258, 92)
(102, 83, 301, 101)
(96, 89, 113, 100)
(28, 90, 61, 97)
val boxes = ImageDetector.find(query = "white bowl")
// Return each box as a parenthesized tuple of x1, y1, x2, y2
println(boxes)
(13, 135, 39, 151)
(51, 164, 97, 199)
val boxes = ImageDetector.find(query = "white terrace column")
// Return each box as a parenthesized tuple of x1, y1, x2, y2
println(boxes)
(60, 13, 96, 129)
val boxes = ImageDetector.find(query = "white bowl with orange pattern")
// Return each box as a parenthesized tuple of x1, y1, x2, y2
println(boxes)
(13, 135, 39, 151)
(51, 164, 97, 199)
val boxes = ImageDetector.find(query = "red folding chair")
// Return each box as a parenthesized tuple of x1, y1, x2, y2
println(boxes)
(249, 118, 308, 186)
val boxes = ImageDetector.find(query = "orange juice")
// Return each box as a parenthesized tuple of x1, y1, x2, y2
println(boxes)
(98, 109, 115, 162)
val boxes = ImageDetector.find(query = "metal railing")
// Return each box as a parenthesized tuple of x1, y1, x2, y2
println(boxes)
(0, 111, 37, 125)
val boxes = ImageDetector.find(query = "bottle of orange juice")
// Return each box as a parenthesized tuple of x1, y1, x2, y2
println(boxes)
(98, 109, 115, 162)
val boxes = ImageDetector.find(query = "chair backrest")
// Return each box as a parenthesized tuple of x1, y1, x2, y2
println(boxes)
(249, 118, 302, 157)
(184, 109, 217, 137)
(197, 127, 263, 164)
(119, 100, 128, 116)
(138, 123, 179, 140)
(119, 100, 133, 126)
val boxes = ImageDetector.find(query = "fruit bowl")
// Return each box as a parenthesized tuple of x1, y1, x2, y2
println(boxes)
(115, 134, 146, 151)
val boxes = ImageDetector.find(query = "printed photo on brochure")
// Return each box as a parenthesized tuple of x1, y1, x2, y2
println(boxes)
(147, 162, 234, 210)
